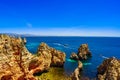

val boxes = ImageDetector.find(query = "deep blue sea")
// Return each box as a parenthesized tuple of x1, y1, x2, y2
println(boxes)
(25, 37, 120, 79)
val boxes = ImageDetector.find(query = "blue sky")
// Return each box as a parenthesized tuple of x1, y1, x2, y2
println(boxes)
(0, 0, 120, 36)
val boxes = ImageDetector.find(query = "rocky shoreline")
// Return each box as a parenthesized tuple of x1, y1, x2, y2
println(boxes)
(0, 34, 65, 80)
(97, 57, 120, 80)
(0, 34, 120, 80)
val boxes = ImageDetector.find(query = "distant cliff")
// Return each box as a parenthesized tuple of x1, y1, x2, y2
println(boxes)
(0, 33, 37, 37)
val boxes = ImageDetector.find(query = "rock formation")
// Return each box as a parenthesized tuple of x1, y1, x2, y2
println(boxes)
(0, 34, 37, 80)
(70, 44, 91, 60)
(77, 44, 91, 60)
(71, 61, 83, 80)
(97, 57, 120, 80)
(70, 52, 79, 60)
(0, 34, 66, 80)
(37, 42, 66, 67)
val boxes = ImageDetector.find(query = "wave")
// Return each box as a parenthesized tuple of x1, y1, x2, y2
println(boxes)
(53, 43, 69, 48)
(100, 54, 108, 59)
(53, 43, 62, 46)
(53, 43, 76, 50)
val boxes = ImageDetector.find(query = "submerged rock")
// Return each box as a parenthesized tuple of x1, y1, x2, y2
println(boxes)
(70, 44, 91, 60)
(97, 57, 120, 80)
(37, 42, 66, 67)
(71, 61, 83, 80)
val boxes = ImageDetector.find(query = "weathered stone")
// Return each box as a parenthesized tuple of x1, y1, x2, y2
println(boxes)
(97, 57, 120, 80)
(70, 44, 91, 60)
(0, 35, 66, 80)
(71, 61, 83, 80)
(37, 42, 66, 67)
(77, 44, 91, 60)
(70, 52, 79, 60)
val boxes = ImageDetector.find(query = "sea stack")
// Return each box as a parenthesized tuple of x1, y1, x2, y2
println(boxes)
(70, 44, 91, 60)
(97, 57, 120, 80)
(77, 44, 91, 60)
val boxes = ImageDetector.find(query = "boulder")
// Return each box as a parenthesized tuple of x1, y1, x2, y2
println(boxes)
(97, 57, 120, 80)
(71, 61, 83, 80)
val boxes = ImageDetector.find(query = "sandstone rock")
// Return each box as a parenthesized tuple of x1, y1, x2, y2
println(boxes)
(0, 34, 66, 80)
(37, 42, 66, 67)
(71, 61, 83, 80)
(70, 52, 79, 60)
(77, 44, 91, 60)
(0, 34, 37, 80)
(70, 44, 91, 60)
(97, 57, 120, 80)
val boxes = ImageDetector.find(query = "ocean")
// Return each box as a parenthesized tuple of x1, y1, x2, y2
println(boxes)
(25, 37, 120, 79)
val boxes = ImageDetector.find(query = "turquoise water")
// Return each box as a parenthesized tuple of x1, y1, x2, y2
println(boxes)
(25, 37, 120, 79)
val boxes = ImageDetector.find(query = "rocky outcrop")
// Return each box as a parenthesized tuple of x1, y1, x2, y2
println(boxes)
(97, 57, 120, 80)
(71, 61, 83, 80)
(0, 34, 37, 80)
(0, 35, 66, 80)
(70, 44, 91, 60)
(37, 42, 66, 67)
(77, 44, 91, 60)
(70, 52, 79, 60)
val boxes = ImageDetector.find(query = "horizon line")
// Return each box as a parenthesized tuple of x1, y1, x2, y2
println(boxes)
(0, 33, 120, 37)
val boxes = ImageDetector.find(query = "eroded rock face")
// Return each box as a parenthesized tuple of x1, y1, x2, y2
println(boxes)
(0, 35, 66, 80)
(37, 42, 66, 67)
(70, 44, 91, 60)
(70, 52, 79, 60)
(0, 34, 37, 80)
(97, 57, 120, 80)
(71, 61, 83, 80)
(77, 44, 91, 60)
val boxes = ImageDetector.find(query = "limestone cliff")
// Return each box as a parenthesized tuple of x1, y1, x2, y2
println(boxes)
(0, 34, 66, 80)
